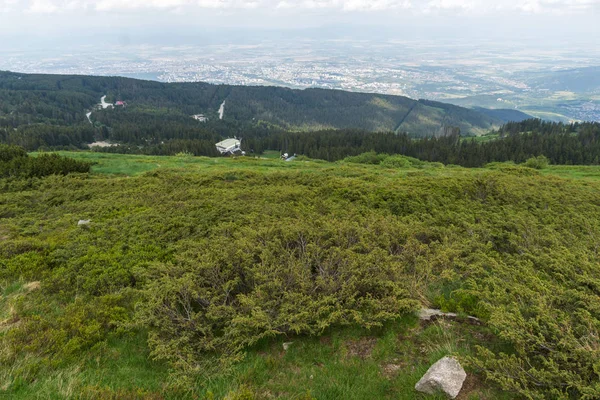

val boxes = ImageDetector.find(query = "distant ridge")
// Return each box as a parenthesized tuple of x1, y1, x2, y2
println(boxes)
(0, 70, 514, 137)
(473, 107, 532, 123)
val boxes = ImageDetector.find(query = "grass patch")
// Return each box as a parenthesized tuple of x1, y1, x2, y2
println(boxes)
(260, 150, 283, 159)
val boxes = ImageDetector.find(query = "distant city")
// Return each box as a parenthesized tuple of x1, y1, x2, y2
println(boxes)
(3, 38, 599, 122)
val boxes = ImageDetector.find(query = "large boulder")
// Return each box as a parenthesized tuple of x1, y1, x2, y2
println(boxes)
(415, 356, 466, 399)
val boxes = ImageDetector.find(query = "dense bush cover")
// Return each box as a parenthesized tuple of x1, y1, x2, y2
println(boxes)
(0, 144, 92, 178)
(343, 152, 435, 169)
(138, 221, 418, 377)
(2, 155, 600, 398)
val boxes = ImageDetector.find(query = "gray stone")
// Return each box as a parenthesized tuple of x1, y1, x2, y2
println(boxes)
(418, 308, 456, 321)
(418, 308, 481, 325)
(283, 342, 293, 351)
(415, 356, 466, 399)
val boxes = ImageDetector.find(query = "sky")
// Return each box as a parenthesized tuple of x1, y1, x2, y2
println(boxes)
(0, 0, 598, 47)
(0, 0, 597, 14)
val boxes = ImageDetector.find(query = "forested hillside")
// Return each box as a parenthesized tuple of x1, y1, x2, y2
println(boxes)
(0, 70, 520, 149)
(240, 119, 600, 166)
(3, 71, 600, 168)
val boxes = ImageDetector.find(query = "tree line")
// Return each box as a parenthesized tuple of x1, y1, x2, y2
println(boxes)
(243, 120, 600, 167)
(0, 144, 92, 178)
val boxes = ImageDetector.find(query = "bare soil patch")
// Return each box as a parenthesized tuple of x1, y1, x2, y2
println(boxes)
(345, 337, 377, 360)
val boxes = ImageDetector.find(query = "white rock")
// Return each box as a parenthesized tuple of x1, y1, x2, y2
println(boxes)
(78, 219, 91, 226)
(418, 308, 481, 325)
(418, 308, 453, 321)
(415, 356, 466, 399)
(283, 342, 293, 351)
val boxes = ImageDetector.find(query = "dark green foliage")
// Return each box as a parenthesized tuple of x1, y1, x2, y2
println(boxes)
(0, 144, 27, 161)
(2, 72, 600, 169)
(0, 70, 503, 140)
(472, 107, 532, 123)
(0, 70, 504, 156)
(242, 120, 600, 167)
(0, 145, 92, 178)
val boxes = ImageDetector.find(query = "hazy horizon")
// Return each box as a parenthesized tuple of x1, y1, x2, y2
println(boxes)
(2, 0, 599, 122)
(1, 0, 598, 50)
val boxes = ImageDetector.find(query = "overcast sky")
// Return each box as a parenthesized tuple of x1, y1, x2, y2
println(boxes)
(0, 0, 598, 46)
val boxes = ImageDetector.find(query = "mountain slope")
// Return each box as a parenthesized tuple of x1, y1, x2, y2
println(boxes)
(472, 107, 532, 123)
(0, 70, 504, 137)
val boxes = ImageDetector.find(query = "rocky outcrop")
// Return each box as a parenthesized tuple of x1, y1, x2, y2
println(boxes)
(415, 356, 467, 399)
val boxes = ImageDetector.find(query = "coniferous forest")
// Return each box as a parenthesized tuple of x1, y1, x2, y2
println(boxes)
(1, 71, 599, 167)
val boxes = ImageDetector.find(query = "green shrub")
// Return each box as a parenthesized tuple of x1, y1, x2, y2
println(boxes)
(2, 293, 132, 374)
(523, 155, 550, 169)
(137, 221, 418, 376)
(424, 162, 444, 169)
(0, 144, 27, 162)
(380, 155, 412, 168)
(343, 151, 388, 165)
(0, 146, 92, 178)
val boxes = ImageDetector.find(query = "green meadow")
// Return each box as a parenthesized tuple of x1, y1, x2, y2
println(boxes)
(36, 150, 600, 181)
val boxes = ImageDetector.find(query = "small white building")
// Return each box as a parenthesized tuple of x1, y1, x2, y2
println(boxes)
(215, 138, 241, 155)
(192, 114, 208, 122)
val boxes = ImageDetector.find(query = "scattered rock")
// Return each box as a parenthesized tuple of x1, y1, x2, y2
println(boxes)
(419, 308, 456, 321)
(283, 342, 293, 351)
(415, 356, 467, 399)
(418, 308, 481, 325)
(78, 219, 91, 227)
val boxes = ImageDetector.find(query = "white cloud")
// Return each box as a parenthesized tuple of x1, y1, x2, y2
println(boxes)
(95, 0, 188, 11)
(27, 0, 58, 12)
(1, 0, 597, 14)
